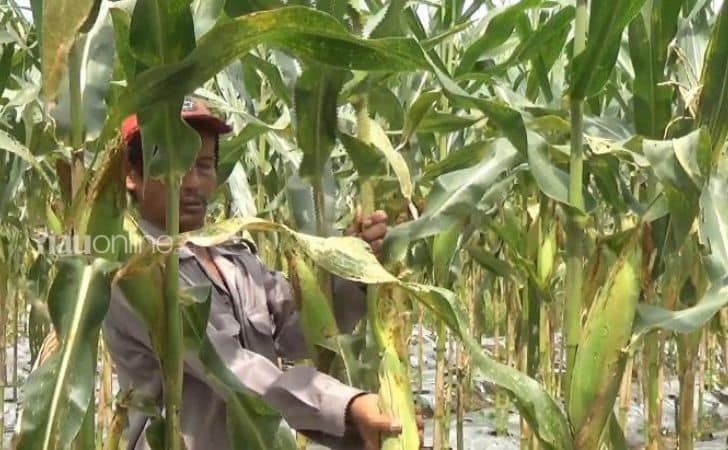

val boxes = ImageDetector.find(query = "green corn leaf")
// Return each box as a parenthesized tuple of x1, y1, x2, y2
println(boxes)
(416, 111, 479, 134)
(116, 6, 431, 120)
(0, 130, 51, 185)
(570, 0, 647, 99)
(633, 281, 728, 341)
(697, 0, 728, 158)
(642, 127, 711, 189)
(52, 4, 118, 142)
(338, 131, 388, 180)
(455, 0, 543, 76)
(628, 0, 682, 138)
(699, 167, 728, 280)
(383, 138, 522, 261)
(421, 140, 493, 182)
(295, 66, 345, 181)
(128, 0, 201, 179)
(400, 90, 441, 146)
(528, 132, 595, 211)
(368, 0, 407, 39)
(368, 86, 405, 130)
(16, 257, 117, 450)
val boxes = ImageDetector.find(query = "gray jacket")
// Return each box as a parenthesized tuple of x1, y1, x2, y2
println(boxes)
(102, 221, 368, 450)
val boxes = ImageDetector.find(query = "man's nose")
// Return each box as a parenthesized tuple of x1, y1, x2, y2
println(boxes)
(181, 165, 202, 189)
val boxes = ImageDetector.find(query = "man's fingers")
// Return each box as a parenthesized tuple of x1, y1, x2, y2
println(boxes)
(346, 206, 364, 236)
(364, 210, 388, 226)
(368, 415, 402, 433)
(370, 239, 383, 255)
(363, 437, 379, 450)
(360, 223, 387, 242)
(371, 210, 388, 222)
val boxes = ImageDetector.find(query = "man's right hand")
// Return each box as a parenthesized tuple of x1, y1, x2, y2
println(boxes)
(347, 394, 425, 450)
(347, 394, 401, 450)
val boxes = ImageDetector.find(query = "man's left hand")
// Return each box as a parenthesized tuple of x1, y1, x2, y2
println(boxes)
(346, 208, 388, 259)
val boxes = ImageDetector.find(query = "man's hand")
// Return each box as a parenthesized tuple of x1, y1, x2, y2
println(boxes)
(346, 207, 388, 259)
(347, 394, 401, 450)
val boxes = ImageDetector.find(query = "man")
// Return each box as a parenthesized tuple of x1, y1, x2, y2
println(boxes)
(103, 97, 398, 450)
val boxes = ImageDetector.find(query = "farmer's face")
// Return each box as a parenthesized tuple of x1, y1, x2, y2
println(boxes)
(126, 129, 218, 232)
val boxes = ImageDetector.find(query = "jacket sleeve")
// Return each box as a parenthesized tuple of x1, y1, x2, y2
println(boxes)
(103, 284, 365, 439)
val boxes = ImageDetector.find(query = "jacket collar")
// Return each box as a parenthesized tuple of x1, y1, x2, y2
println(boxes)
(137, 218, 195, 260)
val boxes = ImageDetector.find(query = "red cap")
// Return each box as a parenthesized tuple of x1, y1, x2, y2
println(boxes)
(121, 96, 232, 145)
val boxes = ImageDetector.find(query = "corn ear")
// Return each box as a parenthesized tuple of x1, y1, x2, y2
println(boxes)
(379, 349, 419, 450)
(568, 232, 642, 449)
(537, 222, 557, 284)
(375, 284, 420, 450)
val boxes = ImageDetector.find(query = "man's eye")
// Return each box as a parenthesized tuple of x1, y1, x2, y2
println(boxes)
(196, 160, 214, 170)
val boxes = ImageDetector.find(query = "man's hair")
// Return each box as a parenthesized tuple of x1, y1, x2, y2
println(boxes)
(126, 130, 221, 176)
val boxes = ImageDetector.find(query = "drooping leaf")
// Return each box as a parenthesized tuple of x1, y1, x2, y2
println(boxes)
(468, 245, 519, 282)
(642, 127, 711, 189)
(633, 281, 728, 340)
(416, 111, 479, 134)
(447, 92, 529, 155)
(368, 86, 405, 130)
(242, 53, 293, 106)
(470, 6, 575, 78)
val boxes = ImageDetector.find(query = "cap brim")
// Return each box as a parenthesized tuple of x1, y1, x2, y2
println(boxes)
(183, 114, 233, 135)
